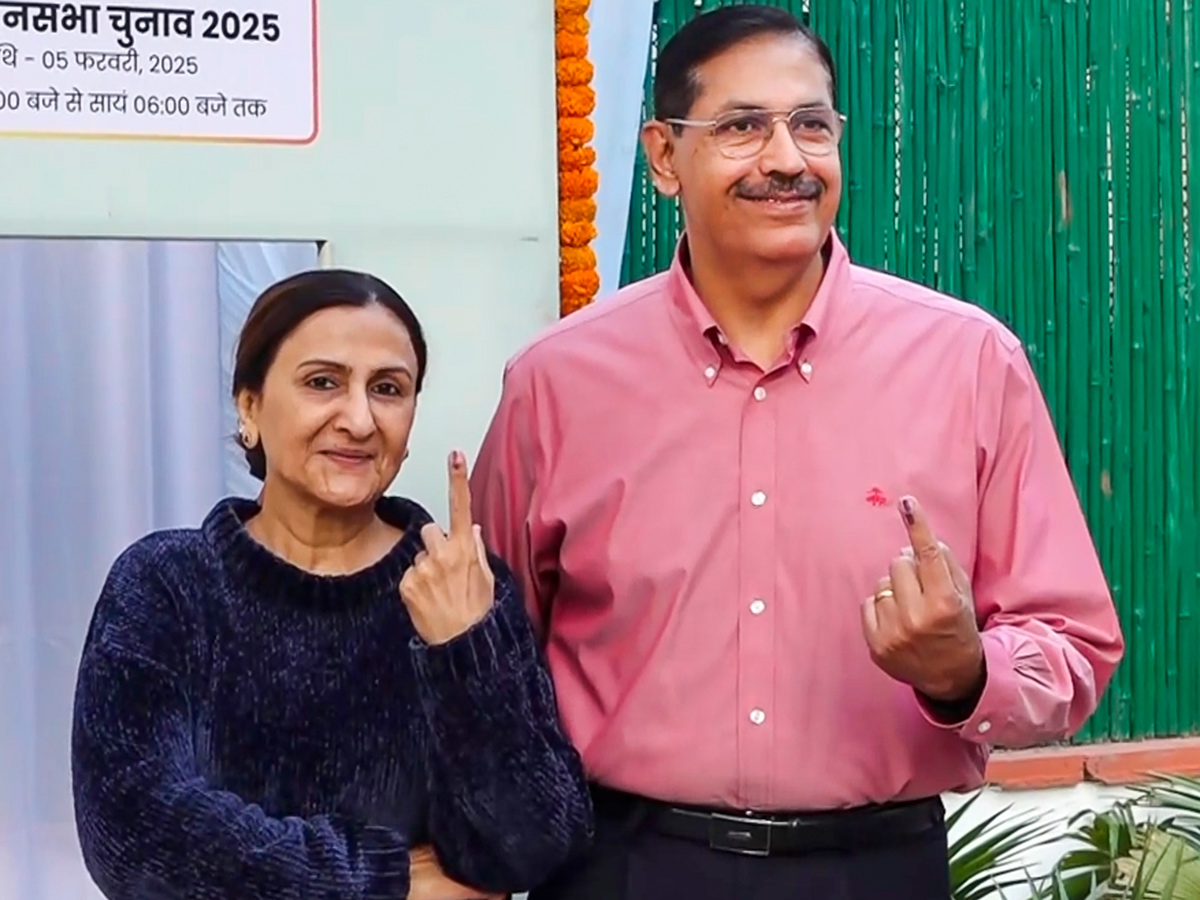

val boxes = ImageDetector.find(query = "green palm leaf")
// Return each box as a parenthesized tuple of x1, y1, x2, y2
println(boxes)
(943, 775, 1200, 899)
(947, 790, 1063, 900)
(1042, 804, 1141, 899)
(1133, 774, 1200, 851)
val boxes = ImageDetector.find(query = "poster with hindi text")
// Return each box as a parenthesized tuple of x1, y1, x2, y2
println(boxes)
(0, 0, 318, 143)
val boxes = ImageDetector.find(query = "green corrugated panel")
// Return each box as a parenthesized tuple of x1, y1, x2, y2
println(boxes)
(1184, 0, 1200, 735)
(621, 0, 1200, 743)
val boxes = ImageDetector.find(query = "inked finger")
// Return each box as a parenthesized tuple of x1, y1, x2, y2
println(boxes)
(447, 449, 474, 538)
(898, 495, 953, 596)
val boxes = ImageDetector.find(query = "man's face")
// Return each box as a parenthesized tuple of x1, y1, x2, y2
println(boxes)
(645, 34, 843, 266)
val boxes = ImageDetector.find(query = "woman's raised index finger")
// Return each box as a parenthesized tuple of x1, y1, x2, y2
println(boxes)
(447, 449, 474, 537)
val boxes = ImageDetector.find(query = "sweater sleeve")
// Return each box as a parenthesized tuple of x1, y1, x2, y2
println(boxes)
(410, 554, 593, 895)
(71, 541, 411, 900)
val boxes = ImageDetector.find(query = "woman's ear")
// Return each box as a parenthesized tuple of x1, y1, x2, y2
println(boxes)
(235, 389, 260, 449)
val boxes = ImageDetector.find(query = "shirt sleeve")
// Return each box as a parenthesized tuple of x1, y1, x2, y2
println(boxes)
(917, 333, 1126, 746)
(471, 356, 558, 635)
(411, 554, 593, 894)
(71, 544, 411, 900)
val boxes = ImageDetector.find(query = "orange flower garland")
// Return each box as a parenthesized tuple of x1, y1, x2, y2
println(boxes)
(555, 0, 600, 316)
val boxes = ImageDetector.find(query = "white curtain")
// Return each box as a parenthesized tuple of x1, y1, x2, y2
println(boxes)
(589, 0, 656, 296)
(216, 241, 321, 498)
(0, 239, 315, 900)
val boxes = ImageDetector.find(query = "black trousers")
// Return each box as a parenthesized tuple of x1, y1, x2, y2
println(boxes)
(530, 792, 952, 900)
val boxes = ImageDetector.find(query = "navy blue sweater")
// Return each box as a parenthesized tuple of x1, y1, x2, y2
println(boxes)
(71, 496, 593, 899)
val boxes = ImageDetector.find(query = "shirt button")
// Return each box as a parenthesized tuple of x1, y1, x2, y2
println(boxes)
(750, 491, 767, 507)
(799, 359, 814, 380)
(750, 599, 766, 615)
(977, 720, 992, 735)
(704, 365, 717, 379)
(753, 386, 767, 401)
(749, 709, 766, 725)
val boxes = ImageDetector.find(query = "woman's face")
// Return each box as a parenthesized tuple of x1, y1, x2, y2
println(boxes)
(238, 303, 420, 511)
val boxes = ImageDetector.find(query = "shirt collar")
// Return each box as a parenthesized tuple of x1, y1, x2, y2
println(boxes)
(665, 230, 853, 376)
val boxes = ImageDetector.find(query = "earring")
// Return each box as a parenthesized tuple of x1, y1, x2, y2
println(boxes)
(239, 425, 256, 448)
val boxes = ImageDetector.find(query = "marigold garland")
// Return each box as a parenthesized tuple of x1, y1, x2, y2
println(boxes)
(559, 198, 596, 223)
(559, 145, 597, 170)
(555, 0, 599, 315)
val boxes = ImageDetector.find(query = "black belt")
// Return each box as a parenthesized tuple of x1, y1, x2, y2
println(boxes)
(590, 784, 944, 857)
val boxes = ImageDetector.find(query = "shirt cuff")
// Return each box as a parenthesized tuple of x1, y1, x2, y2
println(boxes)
(409, 585, 538, 688)
(916, 630, 1018, 743)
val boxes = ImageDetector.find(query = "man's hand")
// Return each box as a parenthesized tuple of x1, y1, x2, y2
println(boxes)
(861, 495, 985, 704)
(407, 845, 505, 900)
(399, 450, 496, 645)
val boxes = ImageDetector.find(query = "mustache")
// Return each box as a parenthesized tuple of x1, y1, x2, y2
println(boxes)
(735, 176, 824, 201)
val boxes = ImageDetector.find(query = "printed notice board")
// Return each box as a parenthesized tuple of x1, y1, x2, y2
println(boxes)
(0, 0, 318, 143)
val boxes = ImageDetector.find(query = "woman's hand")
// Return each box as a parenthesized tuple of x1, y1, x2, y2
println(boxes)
(407, 845, 505, 900)
(399, 451, 496, 645)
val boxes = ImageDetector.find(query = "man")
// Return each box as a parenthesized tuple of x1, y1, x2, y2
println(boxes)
(471, 6, 1125, 899)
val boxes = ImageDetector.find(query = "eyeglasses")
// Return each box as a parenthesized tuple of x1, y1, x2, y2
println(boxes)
(662, 106, 847, 160)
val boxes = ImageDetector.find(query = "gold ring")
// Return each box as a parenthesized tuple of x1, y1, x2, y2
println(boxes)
(875, 588, 895, 601)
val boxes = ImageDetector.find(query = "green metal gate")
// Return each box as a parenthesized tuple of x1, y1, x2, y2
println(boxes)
(622, 0, 1200, 744)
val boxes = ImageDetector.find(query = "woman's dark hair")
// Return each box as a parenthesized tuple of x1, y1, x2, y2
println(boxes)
(232, 268, 428, 480)
(653, 5, 838, 122)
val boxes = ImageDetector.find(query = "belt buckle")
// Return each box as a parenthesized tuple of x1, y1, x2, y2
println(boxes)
(707, 812, 773, 856)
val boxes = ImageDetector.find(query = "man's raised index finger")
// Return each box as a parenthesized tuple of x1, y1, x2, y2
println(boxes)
(447, 449, 473, 537)
(899, 495, 953, 592)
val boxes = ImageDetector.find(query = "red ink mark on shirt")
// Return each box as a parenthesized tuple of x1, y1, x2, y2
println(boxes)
(866, 487, 888, 507)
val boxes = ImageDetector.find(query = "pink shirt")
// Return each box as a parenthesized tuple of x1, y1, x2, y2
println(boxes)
(471, 235, 1125, 812)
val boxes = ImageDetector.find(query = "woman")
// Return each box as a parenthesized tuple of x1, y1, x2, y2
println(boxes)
(70, 270, 593, 900)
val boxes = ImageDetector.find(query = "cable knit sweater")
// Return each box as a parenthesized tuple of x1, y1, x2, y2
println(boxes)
(71, 496, 593, 900)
